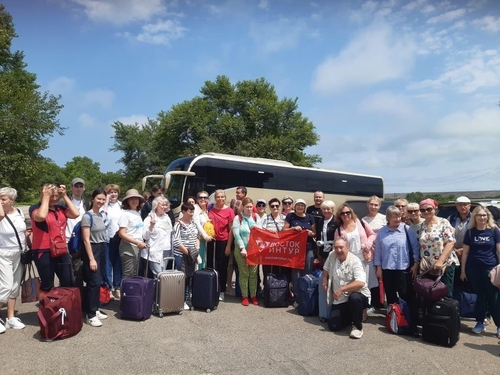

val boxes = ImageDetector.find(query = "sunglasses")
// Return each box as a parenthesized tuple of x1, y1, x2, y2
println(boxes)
(419, 207, 434, 213)
(283, 201, 292, 205)
(270, 204, 279, 208)
(256, 203, 266, 207)
(198, 196, 208, 200)
(407, 210, 419, 214)
(340, 211, 352, 216)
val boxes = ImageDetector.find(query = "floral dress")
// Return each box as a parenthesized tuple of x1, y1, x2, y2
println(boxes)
(417, 217, 458, 274)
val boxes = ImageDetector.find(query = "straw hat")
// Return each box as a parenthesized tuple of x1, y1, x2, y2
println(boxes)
(122, 189, 145, 204)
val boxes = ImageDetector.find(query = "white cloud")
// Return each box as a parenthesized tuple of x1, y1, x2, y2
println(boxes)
(47, 76, 76, 95)
(81, 89, 115, 109)
(359, 91, 416, 117)
(134, 19, 187, 45)
(115, 114, 149, 126)
(427, 9, 466, 24)
(258, 0, 269, 10)
(78, 113, 99, 127)
(473, 16, 500, 33)
(417, 28, 454, 55)
(403, 0, 428, 11)
(249, 17, 310, 53)
(311, 23, 416, 94)
(71, 0, 166, 26)
(407, 48, 500, 93)
(435, 107, 500, 136)
(422, 4, 436, 13)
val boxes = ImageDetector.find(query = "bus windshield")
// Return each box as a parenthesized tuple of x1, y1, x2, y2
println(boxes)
(165, 174, 185, 209)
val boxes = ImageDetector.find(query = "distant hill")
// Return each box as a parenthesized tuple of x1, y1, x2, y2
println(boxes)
(385, 191, 500, 201)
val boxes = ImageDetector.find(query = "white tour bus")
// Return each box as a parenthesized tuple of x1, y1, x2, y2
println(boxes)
(142, 153, 384, 215)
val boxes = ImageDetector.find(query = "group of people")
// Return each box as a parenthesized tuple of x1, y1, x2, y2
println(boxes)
(0, 182, 499, 344)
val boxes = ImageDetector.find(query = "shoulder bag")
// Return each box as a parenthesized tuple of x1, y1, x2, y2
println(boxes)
(49, 209, 68, 258)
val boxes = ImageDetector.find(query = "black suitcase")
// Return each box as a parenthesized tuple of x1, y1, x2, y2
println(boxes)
(264, 273, 289, 308)
(191, 268, 219, 312)
(422, 298, 460, 347)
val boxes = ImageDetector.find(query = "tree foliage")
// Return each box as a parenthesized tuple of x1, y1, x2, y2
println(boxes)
(405, 191, 456, 204)
(0, 5, 64, 197)
(111, 75, 321, 182)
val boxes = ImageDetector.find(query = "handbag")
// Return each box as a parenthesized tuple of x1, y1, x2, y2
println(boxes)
(50, 235, 69, 258)
(413, 269, 448, 301)
(4, 209, 33, 265)
(99, 286, 111, 305)
(21, 263, 41, 303)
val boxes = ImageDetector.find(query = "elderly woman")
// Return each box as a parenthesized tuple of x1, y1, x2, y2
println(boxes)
(0, 187, 28, 331)
(394, 198, 409, 224)
(322, 238, 371, 339)
(281, 195, 294, 216)
(406, 202, 424, 233)
(283, 198, 316, 278)
(208, 189, 235, 301)
(416, 198, 457, 297)
(460, 206, 500, 337)
(29, 184, 79, 301)
(141, 196, 173, 277)
(233, 197, 259, 306)
(374, 206, 421, 336)
(255, 199, 267, 223)
(316, 200, 336, 265)
(118, 189, 147, 279)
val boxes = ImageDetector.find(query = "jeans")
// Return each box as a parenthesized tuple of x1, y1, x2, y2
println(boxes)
(33, 250, 74, 291)
(101, 243, 112, 289)
(466, 265, 500, 326)
(108, 234, 122, 289)
(328, 292, 369, 331)
(82, 243, 104, 319)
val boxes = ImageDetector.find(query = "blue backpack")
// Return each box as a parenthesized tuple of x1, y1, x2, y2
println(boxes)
(68, 212, 93, 254)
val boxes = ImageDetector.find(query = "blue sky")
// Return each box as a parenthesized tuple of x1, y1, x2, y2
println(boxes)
(4, 0, 500, 193)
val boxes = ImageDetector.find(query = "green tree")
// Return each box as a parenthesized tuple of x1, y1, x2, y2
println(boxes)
(63, 156, 104, 192)
(111, 76, 321, 182)
(0, 5, 64, 198)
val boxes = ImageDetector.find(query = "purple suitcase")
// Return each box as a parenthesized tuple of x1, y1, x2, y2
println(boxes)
(120, 276, 155, 320)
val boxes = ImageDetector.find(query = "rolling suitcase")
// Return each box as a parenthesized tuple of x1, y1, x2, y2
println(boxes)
(154, 257, 185, 317)
(264, 273, 289, 308)
(422, 298, 460, 347)
(294, 274, 319, 316)
(191, 268, 219, 312)
(38, 287, 82, 340)
(317, 271, 331, 322)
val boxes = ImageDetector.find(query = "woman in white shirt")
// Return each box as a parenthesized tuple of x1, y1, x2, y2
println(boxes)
(118, 189, 146, 279)
(0, 187, 27, 332)
(142, 196, 173, 277)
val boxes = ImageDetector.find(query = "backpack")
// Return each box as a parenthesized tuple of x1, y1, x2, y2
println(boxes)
(68, 212, 93, 255)
(386, 298, 411, 335)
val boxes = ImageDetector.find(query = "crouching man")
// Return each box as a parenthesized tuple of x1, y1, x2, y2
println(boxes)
(322, 238, 371, 339)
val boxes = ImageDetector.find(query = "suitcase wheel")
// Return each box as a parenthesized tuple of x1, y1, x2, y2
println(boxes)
(206, 309, 211, 313)
(178, 310, 183, 315)
(159, 312, 164, 318)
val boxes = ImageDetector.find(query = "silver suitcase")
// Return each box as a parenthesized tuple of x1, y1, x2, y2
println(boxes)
(154, 257, 185, 317)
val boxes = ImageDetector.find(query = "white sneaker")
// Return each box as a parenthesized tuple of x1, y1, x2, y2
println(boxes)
(87, 317, 103, 327)
(350, 326, 363, 339)
(366, 307, 377, 316)
(219, 292, 225, 301)
(96, 311, 108, 320)
(5, 317, 25, 329)
(0, 321, 5, 334)
(183, 302, 190, 310)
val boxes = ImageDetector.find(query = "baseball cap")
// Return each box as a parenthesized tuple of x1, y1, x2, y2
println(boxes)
(257, 199, 266, 205)
(71, 178, 85, 186)
(455, 196, 471, 203)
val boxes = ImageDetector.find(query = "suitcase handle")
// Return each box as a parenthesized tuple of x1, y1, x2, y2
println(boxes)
(163, 257, 176, 271)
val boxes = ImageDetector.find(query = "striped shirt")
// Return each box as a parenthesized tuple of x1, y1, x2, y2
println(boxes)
(172, 220, 198, 256)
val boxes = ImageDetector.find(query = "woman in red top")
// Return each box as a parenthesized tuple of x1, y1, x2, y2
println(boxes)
(29, 184, 79, 300)
(207, 189, 235, 301)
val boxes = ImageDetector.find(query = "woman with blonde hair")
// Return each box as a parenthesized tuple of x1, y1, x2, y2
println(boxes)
(460, 206, 500, 337)
(362, 196, 386, 233)
(194, 191, 213, 269)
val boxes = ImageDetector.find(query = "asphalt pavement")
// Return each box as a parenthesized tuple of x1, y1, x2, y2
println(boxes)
(1, 293, 499, 375)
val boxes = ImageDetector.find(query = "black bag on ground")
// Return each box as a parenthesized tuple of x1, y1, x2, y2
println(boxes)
(422, 297, 460, 347)
(191, 268, 219, 312)
(264, 273, 289, 308)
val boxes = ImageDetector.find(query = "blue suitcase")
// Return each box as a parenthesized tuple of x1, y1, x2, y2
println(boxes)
(453, 290, 477, 318)
(294, 274, 319, 316)
(191, 268, 219, 312)
(120, 276, 155, 320)
(317, 271, 331, 321)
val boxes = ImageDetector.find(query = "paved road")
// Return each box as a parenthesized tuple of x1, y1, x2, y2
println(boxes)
(2, 294, 499, 375)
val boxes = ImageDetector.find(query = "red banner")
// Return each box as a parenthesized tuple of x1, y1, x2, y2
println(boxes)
(246, 227, 308, 269)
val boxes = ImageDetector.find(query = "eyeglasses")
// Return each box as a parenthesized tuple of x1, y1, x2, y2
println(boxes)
(197, 196, 208, 200)
(476, 214, 487, 218)
(407, 210, 419, 214)
(256, 203, 266, 207)
(283, 201, 292, 205)
(419, 207, 434, 213)
(395, 205, 407, 208)
(270, 204, 279, 208)
(340, 211, 352, 216)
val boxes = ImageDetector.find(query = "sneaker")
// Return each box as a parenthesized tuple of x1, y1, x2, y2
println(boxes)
(366, 307, 377, 316)
(471, 322, 485, 334)
(112, 289, 121, 300)
(350, 326, 363, 339)
(87, 317, 102, 327)
(293, 301, 299, 309)
(96, 311, 108, 320)
(0, 320, 5, 334)
(183, 302, 190, 310)
(219, 292, 225, 301)
(5, 317, 25, 330)
(251, 296, 259, 306)
(241, 297, 249, 306)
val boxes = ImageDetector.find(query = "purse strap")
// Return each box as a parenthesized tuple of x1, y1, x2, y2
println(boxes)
(4, 209, 23, 251)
